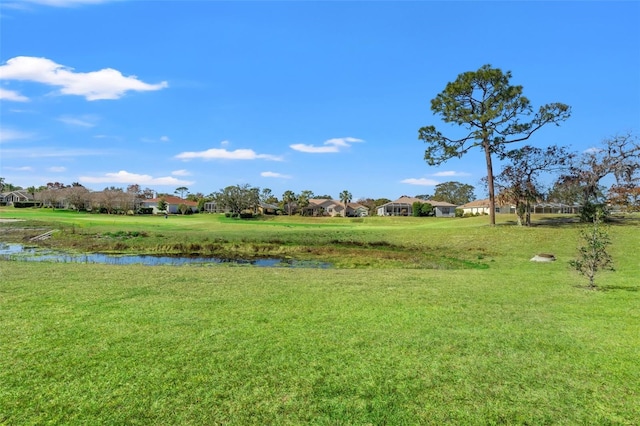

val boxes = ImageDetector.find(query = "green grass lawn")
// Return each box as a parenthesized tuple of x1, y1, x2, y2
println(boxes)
(1, 208, 639, 424)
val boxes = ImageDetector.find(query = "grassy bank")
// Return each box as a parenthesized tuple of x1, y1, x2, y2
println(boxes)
(1, 208, 639, 423)
(1, 263, 639, 424)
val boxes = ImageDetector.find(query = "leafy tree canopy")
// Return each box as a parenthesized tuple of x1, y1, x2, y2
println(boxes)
(213, 184, 260, 216)
(431, 181, 475, 205)
(414, 194, 432, 200)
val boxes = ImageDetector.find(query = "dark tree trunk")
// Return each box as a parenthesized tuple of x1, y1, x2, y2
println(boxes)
(483, 141, 496, 226)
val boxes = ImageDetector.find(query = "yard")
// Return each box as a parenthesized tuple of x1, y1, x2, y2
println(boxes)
(1, 208, 639, 424)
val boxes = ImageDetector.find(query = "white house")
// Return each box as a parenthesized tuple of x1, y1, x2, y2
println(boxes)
(458, 199, 492, 215)
(141, 196, 198, 214)
(376, 196, 457, 217)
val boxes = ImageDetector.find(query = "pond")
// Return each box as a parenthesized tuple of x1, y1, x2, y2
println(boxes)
(0, 243, 332, 268)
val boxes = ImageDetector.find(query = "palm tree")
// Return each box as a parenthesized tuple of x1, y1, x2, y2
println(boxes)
(26, 186, 37, 199)
(339, 190, 352, 217)
(282, 190, 296, 216)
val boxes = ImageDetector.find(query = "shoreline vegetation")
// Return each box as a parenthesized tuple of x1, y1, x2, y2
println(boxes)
(1, 208, 639, 424)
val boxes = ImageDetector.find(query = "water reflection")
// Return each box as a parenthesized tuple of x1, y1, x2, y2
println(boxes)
(0, 243, 331, 268)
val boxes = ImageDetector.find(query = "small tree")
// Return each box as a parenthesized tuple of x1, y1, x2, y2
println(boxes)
(570, 214, 614, 290)
(420, 202, 434, 216)
(412, 201, 434, 217)
(157, 197, 168, 213)
(412, 202, 422, 217)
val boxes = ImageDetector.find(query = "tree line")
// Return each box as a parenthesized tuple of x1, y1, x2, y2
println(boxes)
(2, 173, 484, 217)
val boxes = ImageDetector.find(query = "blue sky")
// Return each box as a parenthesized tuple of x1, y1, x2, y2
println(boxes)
(1, 0, 638, 201)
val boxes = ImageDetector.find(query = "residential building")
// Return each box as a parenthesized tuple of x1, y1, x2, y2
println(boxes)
(302, 199, 369, 217)
(376, 196, 457, 217)
(141, 196, 198, 214)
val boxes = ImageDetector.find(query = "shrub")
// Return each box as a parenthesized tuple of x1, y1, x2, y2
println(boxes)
(12, 201, 41, 208)
(412, 202, 434, 217)
(570, 215, 614, 289)
(580, 201, 609, 223)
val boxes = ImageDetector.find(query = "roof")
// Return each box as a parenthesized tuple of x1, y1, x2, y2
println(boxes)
(380, 196, 457, 208)
(459, 199, 491, 209)
(145, 196, 197, 206)
(260, 202, 280, 209)
(308, 198, 367, 211)
(0, 190, 33, 200)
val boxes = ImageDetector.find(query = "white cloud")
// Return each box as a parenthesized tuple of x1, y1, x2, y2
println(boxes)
(0, 128, 33, 142)
(432, 170, 471, 177)
(261, 171, 292, 179)
(141, 136, 171, 143)
(5, 166, 33, 172)
(48, 166, 67, 172)
(0, 56, 168, 101)
(58, 115, 98, 128)
(172, 169, 191, 176)
(401, 178, 440, 186)
(584, 147, 602, 154)
(79, 170, 194, 186)
(290, 137, 364, 154)
(175, 147, 283, 161)
(0, 87, 29, 102)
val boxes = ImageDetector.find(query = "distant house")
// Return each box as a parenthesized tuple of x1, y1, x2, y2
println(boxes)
(141, 196, 197, 214)
(459, 199, 581, 215)
(202, 200, 226, 214)
(257, 202, 280, 215)
(376, 196, 457, 217)
(532, 202, 581, 214)
(303, 199, 339, 216)
(459, 199, 495, 215)
(1, 190, 33, 206)
(349, 204, 369, 217)
(303, 199, 369, 217)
